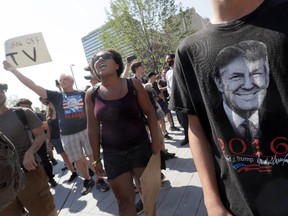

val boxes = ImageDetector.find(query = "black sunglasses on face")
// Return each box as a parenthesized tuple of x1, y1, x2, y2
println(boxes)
(92, 53, 113, 63)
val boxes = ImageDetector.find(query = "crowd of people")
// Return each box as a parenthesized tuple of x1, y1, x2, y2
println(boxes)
(2, 0, 288, 215)
(1, 49, 185, 216)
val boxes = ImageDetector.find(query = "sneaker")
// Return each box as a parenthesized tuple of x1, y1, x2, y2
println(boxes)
(50, 158, 58, 166)
(164, 152, 176, 160)
(161, 172, 166, 182)
(134, 184, 139, 193)
(88, 168, 95, 177)
(22, 208, 29, 216)
(81, 178, 95, 195)
(68, 172, 78, 183)
(49, 179, 58, 188)
(164, 133, 173, 140)
(96, 179, 110, 192)
(61, 165, 68, 171)
(170, 126, 180, 131)
(135, 199, 144, 215)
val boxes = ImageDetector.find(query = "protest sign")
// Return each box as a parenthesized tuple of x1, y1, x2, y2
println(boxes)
(140, 153, 161, 216)
(4, 32, 52, 68)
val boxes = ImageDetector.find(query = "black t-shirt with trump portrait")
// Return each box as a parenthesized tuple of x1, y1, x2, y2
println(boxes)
(170, 0, 288, 215)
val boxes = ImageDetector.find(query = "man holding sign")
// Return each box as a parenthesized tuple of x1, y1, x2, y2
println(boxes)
(3, 61, 110, 196)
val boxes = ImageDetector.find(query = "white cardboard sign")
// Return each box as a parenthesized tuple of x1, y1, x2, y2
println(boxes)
(4, 32, 52, 68)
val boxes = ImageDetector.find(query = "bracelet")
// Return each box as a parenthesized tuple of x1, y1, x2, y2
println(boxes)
(92, 158, 102, 167)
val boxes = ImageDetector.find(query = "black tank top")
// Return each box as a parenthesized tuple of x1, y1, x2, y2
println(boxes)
(93, 80, 149, 149)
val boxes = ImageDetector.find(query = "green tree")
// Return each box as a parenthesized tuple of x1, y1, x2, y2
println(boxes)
(5, 94, 20, 108)
(101, 0, 186, 74)
(5, 94, 42, 111)
(163, 7, 198, 44)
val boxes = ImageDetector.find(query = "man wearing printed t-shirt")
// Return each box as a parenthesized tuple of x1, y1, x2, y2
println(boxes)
(169, 0, 288, 215)
(3, 61, 110, 196)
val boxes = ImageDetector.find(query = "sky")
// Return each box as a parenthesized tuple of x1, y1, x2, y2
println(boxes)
(0, 0, 212, 108)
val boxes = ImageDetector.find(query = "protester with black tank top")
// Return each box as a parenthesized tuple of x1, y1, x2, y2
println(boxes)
(85, 48, 161, 216)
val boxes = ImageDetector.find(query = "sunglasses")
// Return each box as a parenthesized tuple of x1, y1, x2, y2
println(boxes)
(92, 53, 113, 63)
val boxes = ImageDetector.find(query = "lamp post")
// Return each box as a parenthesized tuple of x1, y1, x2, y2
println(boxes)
(70, 64, 78, 90)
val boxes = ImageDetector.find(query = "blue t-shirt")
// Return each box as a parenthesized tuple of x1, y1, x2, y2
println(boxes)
(47, 90, 87, 135)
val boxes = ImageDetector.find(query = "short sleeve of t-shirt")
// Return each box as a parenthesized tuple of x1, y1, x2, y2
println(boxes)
(25, 108, 43, 129)
(168, 43, 199, 115)
(0, 108, 42, 164)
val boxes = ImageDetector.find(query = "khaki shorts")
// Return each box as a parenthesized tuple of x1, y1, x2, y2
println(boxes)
(0, 166, 55, 216)
(61, 129, 93, 162)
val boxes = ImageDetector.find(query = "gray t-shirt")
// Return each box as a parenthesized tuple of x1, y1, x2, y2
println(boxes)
(0, 108, 42, 164)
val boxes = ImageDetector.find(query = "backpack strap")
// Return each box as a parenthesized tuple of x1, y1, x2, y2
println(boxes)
(13, 108, 33, 142)
(91, 80, 135, 104)
(91, 84, 101, 104)
(127, 78, 137, 96)
(13, 108, 29, 131)
(127, 78, 147, 123)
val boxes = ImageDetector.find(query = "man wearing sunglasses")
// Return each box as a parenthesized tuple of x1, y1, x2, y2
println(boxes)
(3, 61, 110, 196)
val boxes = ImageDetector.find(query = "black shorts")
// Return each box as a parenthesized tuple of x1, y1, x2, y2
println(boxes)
(103, 140, 152, 180)
(158, 99, 170, 114)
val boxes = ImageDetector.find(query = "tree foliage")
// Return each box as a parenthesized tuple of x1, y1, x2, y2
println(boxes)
(5, 94, 42, 111)
(5, 94, 20, 108)
(100, 0, 196, 74)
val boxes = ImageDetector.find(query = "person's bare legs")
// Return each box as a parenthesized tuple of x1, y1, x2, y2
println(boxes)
(157, 123, 165, 151)
(133, 167, 157, 216)
(86, 155, 102, 180)
(166, 111, 175, 127)
(60, 152, 75, 173)
(158, 118, 167, 135)
(74, 157, 90, 179)
(132, 167, 146, 194)
(109, 172, 136, 216)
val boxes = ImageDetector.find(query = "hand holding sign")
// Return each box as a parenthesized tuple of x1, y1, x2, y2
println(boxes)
(3, 61, 15, 72)
(4, 32, 52, 68)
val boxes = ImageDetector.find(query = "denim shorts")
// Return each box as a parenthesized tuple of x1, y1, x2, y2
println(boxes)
(103, 140, 152, 180)
(50, 138, 65, 154)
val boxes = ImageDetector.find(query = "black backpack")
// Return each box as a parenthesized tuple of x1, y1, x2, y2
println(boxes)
(0, 131, 26, 211)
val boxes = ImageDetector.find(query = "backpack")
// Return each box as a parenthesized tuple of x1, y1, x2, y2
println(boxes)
(0, 131, 26, 211)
